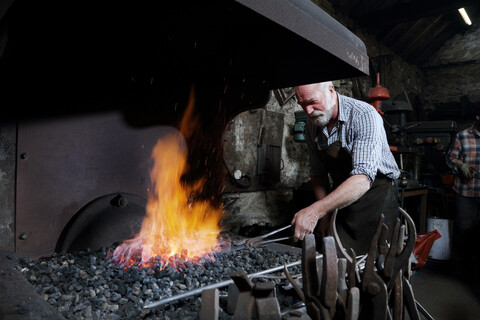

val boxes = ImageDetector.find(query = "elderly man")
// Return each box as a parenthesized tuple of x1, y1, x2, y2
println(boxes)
(292, 81, 400, 254)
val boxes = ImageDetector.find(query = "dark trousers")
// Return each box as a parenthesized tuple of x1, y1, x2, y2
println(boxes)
(452, 194, 480, 283)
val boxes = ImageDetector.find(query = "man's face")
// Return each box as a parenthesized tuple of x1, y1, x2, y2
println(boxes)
(295, 83, 335, 127)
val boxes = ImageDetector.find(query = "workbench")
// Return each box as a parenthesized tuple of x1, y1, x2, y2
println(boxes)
(399, 186, 428, 233)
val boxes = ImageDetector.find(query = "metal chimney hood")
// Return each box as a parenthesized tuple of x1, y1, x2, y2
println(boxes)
(0, 0, 368, 119)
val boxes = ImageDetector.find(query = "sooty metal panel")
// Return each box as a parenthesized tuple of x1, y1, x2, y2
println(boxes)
(15, 111, 176, 257)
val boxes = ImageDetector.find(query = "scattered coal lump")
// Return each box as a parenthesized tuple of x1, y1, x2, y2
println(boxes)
(17, 243, 303, 319)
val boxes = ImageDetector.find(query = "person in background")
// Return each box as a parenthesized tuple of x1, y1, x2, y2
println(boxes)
(446, 104, 480, 283)
(292, 81, 401, 255)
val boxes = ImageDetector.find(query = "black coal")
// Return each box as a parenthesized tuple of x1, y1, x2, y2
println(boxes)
(17, 241, 303, 319)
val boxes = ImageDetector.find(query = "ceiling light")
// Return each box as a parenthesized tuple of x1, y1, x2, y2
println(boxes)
(458, 8, 472, 25)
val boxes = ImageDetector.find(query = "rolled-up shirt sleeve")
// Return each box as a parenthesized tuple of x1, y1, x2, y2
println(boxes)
(350, 111, 384, 184)
(446, 134, 462, 174)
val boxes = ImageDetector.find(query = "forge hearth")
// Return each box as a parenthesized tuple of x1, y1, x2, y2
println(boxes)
(1, 1, 370, 318)
(0, 0, 368, 260)
(2, 240, 303, 319)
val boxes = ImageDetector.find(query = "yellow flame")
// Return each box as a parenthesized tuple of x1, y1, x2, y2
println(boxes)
(113, 87, 224, 269)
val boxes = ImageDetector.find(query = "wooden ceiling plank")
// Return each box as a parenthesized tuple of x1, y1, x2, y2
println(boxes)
(348, 0, 398, 20)
(357, 0, 479, 27)
(393, 15, 444, 55)
(390, 16, 441, 53)
(412, 32, 455, 65)
(378, 21, 416, 47)
(403, 21, 453, 65)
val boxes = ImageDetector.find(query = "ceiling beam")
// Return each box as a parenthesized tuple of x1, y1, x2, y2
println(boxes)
(391, 16, 443, 56)
(422, 59, 479, 71)
(357, 0, 479, 28)
(404, 21, 453, 66)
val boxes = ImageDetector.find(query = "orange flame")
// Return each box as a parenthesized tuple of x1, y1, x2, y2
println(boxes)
(113, 88, 224, 270)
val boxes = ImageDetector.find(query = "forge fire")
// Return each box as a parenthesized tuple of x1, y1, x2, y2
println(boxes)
(113, 92, 225, 270)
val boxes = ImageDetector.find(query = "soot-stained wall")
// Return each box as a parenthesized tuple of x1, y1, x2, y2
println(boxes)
(221, 88, 311, 233)
(422, 26, 480, 129)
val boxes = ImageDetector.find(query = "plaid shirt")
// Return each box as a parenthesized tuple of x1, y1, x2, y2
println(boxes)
(305, 94, 400, 184)
(446, 125, 480, 197)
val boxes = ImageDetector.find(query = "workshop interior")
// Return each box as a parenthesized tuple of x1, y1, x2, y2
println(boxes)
(1, 0, 480, 319)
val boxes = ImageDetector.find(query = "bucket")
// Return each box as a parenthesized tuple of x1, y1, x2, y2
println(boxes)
(426, 217, 453, 260)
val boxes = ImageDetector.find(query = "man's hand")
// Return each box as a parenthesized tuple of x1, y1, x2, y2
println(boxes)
(458, 163, 473, 179)
(291, 174, 370, 242)
(291, 205, 324, 242)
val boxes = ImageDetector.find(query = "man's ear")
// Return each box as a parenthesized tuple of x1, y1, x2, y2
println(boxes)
(476, 115, 480, 122)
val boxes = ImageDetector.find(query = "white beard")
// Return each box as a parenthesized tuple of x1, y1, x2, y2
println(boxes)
(310, 110, 330, 127)
(309, 95, 334, 127)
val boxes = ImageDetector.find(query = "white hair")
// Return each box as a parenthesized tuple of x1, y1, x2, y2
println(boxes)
(294, 81, 333, 92)
(319, 81, 333, 92)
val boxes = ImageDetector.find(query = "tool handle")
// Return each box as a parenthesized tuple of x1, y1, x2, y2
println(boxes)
(255, 236, 291, 246)
(258, 224, 292, 239)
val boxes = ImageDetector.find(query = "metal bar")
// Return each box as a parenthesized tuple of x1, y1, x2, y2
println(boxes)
(252, 224, 292, 241)
(143, 254, 322, 309)
(233, 224, 292, 246)
(253, 236, 291, 247)
(416, 300, 435, 320)
(280, 301, 306, 316)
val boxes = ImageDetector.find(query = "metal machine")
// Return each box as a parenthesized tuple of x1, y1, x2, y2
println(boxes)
(381, 92, 457, 187)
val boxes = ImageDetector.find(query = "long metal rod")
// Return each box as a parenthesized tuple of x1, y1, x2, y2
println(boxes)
(416, 300, 435, 320)
(143, 254, 322, 309)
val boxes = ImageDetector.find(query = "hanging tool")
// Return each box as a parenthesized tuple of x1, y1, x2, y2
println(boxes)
(361, 214, 389, 320)
(302, 234, 331, 320)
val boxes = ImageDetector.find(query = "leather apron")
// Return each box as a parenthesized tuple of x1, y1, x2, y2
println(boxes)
(315, 123, 399, 255)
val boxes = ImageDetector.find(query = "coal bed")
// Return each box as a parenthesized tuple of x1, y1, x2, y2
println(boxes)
(12, 240, 304, 319)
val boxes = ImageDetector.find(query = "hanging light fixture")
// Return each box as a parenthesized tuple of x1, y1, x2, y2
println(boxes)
(458, 8, 472, 25)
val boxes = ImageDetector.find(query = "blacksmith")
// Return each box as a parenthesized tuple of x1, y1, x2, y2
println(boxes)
(291, 81, 401, 254)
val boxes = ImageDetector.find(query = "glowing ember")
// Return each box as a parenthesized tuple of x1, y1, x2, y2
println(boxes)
(113, 89, 225, 270)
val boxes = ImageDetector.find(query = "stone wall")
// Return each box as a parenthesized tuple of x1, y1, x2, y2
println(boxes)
(422, 25, 480, 127)
(221, 90, 311, 232)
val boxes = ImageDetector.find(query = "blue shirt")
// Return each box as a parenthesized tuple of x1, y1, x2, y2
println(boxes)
(305, 94, 400, 184)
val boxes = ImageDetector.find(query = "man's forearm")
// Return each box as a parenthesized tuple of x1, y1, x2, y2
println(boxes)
(310, 174, 370, 214)
(292, 174, 371, 241)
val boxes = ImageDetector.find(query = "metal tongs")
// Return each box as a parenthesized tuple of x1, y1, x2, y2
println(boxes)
(233, 224, 293, 247)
